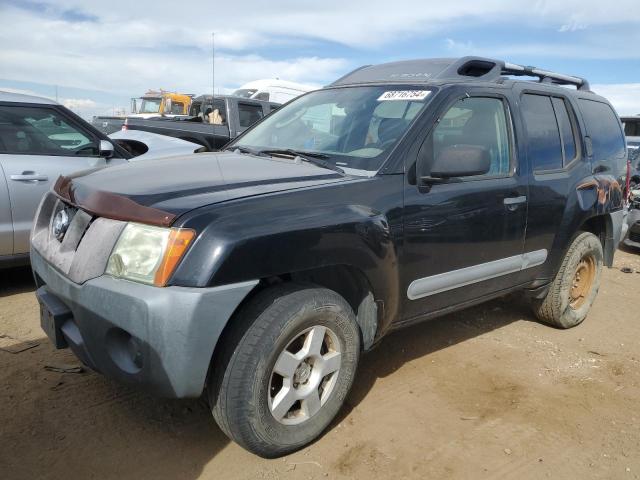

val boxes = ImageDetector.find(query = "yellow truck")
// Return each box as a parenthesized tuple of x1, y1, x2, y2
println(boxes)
(130, 90, 193, 118)
(92, 89, 194, 134)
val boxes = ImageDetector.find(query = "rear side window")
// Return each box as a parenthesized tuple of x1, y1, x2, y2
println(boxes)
(521, 94, 563, 171)
(579, 99, 626, 162)
(551, 97, 577, 163)
(238, 103, 264, 128)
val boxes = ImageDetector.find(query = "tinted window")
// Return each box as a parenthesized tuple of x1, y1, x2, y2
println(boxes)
(551, 97, 577, 164)
(578, 99, 626, 162)
(233, 88, 257, 98)
(521, 94, 563, 171)
(201, 100, 227, 125)
(623, 119, 640, 137)
(428, 97, 511, 177)
(238, 103, 264, 128)
(0, 105, 97, 156)
(170, 102, 184, 115)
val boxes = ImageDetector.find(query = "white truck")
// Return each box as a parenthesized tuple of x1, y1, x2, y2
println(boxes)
(233, 79, 315, 104)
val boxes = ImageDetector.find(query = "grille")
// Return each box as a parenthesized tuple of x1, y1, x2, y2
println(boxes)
(31, 192, 126, 284)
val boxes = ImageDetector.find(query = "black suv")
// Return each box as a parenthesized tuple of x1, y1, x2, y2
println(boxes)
(31, 57, 626, 457)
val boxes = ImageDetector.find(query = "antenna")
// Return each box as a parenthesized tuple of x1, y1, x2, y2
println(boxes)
(212, 32, 215, 102)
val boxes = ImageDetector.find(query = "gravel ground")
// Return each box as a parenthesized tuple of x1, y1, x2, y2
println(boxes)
(1, 248, 640, 479)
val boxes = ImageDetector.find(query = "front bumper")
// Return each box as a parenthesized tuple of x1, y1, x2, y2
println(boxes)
(31, 249, 257, 398)
(622, 209, 640, 249)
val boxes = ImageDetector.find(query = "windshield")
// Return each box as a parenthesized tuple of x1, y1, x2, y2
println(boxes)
(139, 98, 162, 114)
(230, 86, 432, 172)
(234, 88, 258, 98)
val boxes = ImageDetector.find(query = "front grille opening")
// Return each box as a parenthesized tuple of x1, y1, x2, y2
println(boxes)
(75, 215, 97, 251)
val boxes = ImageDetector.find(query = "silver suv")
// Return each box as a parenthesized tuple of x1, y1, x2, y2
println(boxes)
(0, 91, 129, 266)
(0, 91, 202, 267)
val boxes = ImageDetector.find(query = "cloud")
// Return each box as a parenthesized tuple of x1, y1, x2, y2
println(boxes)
(0, 0, 638, 117)
(558, 20, 589, 32)
(592, 83, 640, 116)
(61, 98, 97, 110)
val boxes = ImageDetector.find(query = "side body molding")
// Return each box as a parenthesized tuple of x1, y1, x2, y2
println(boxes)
(407, 249, 548, 300)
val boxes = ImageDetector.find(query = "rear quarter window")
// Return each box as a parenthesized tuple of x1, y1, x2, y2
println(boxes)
(521, 94, 563, 171)
(578, 99, 626, 163)
(238, 103, 264, 128)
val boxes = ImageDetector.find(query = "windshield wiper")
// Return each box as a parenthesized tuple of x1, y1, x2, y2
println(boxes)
(227, 145, 269, 157)
(260, 149, 344, 174)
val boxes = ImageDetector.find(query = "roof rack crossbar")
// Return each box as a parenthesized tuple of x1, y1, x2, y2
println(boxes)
(502, 62, 590, 91)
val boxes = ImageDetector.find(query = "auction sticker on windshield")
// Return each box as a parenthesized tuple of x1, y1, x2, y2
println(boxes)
(377, 90, 431, 101)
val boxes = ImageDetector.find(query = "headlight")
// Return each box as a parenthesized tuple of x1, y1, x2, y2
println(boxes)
(106, 223, 195, 286)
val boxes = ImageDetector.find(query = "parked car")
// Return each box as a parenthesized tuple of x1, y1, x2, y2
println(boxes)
(623, 187, 640, 249)
(0, 91, 201, 267)
(124, 95, 279, 150)
(108, 129, 203, 160)
(621, 115, 640, 187)
(233, 79, 315, 103)
(31, 57, 626, 457)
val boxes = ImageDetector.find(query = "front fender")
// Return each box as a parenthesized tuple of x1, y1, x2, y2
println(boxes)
(171, 175, 404, 329)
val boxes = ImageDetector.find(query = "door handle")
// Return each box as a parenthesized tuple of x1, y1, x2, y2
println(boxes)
(503, 195, 526, 211)
(10, 172, 48, 182)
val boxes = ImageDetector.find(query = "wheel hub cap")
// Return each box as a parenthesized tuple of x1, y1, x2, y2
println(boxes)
(268, 325, 342, 425)
(294, 361, 312, 385)
(569, 254, 596, 309)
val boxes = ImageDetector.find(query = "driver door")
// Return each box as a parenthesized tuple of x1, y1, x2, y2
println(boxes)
(401, 92, 529, 320)
(0, 103, 126, 255)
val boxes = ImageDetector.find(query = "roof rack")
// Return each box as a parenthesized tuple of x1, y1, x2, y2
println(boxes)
(501, 62, 590, 91)
(331, 56, 590, 91)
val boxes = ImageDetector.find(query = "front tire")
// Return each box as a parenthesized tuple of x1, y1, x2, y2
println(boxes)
(532, 231, 603, 328)
(209, 283, 360, 458)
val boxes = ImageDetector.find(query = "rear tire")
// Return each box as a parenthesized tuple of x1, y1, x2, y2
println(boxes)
(208, 283, 360, 458)
(532, 232, 603, 329)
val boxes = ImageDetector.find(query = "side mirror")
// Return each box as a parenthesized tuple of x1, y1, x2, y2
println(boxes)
(99, 140, 114, 159)
(426, 145, 491, 179)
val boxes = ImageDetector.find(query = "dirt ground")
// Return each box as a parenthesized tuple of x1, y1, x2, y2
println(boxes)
(1, 249, 640, 480)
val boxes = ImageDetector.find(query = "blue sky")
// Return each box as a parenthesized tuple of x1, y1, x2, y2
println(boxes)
(1, 0, 639, 118)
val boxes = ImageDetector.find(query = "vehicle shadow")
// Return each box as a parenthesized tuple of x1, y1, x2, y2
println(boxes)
(618, 243, 640, 256)
(0, 266, 35, 298)
(337, 293, 536, 421)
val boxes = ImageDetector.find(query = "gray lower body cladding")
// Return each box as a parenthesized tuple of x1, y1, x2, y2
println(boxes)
(31, 249, 257, 398)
